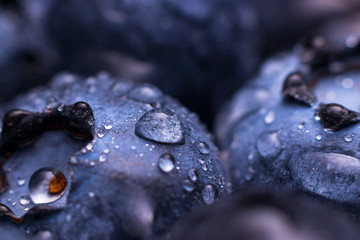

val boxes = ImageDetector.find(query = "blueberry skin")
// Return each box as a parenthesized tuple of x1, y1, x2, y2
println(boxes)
(215, 45, 360, 213)
(0, 73, 227, 239)
(160, 191, 360, 240)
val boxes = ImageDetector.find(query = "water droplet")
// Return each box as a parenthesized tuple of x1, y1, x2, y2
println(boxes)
(343, 134, 353, 142)
(297, 122, 305, 130)
(19, 196, 31, 206)
(129, 85, 162, 104)
(197, 142, 210, 155)
(104, 148, 110, 154)
(314, 115, 321, 121)
(182, 180, 195, 192)
(264, 111, 275, 124)
(158, 154, 175, 173)
(187, 169, 197, 182)
(99, 154, 107, 162)
(17, 178, 26, 186)
(33, 230, 52, 240)
(88, 192, 95, 198)
(29, 168, 67, 204)
(315, 134, 322, 141)
(198, 158, 205, 165)
(96, 128, 107, 138)
(135, 108, 185, 144)
(103, 120, 113, 130)
(202, 185, 216, 205)
(86, 143, 93, 151)
(202, 164, 208, 171)
(69, 156, 78, 164)
(256, 132, 282, 160)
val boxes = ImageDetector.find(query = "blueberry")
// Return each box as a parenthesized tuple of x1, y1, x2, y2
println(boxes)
(0, 73, 227, 239)
(162, 191, 360, 240)
(12, 0, 354, 127)
(215, 15, 360, 214)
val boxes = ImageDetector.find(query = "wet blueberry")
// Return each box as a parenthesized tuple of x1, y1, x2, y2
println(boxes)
(216, 14, 360, 215)
(0, 73, 227, 239)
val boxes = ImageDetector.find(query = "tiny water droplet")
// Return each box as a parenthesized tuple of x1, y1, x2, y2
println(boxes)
(187, 169, 197, 182)
(158, 154, 175, 173)
(297, 122, 305, 130)
(29, 168, 67, 204)
(135, 108, 185, 144)
(104, 148, 110, 154)
(17, 178, 26, 186)
(103, 119, 113, 130)
(96, 129, 107, 138)
(314, 115, 321, 121)
(197, 142, 210, 155)
(264, 111, 275, 124)
(19, 196, 31, 206)
(88, 192, 95, 198)
(202, 164, 208, 171)
(86, 143, 93, 151)
(343, 134, 353, 142)
(69, 156, 78, 164)
(182, 180, 195, 192)
(315, 134, 322, 141)
(99, 154, 107, 162)
(198, 158, 205, 165)
(202, 185, 216, 205)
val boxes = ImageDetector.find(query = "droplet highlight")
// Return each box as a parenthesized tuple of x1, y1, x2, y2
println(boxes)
(135, 108, 185, 144)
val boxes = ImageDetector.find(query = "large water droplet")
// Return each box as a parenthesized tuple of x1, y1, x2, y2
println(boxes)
(256, 132, 282, 160)
(158, 154, 175, 173)
(135, 108, 185, 144)
(202, 184, 216, 205)
(29, 168, 67, 204)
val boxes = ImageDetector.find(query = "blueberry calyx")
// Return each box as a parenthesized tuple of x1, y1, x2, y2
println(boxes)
(282, 72, 316, 106)
(0, 101, 94, 156)
(318, 103, 360, 131)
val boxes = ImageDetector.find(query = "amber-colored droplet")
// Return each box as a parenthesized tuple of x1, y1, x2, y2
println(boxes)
(48, 173, 66, 194)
